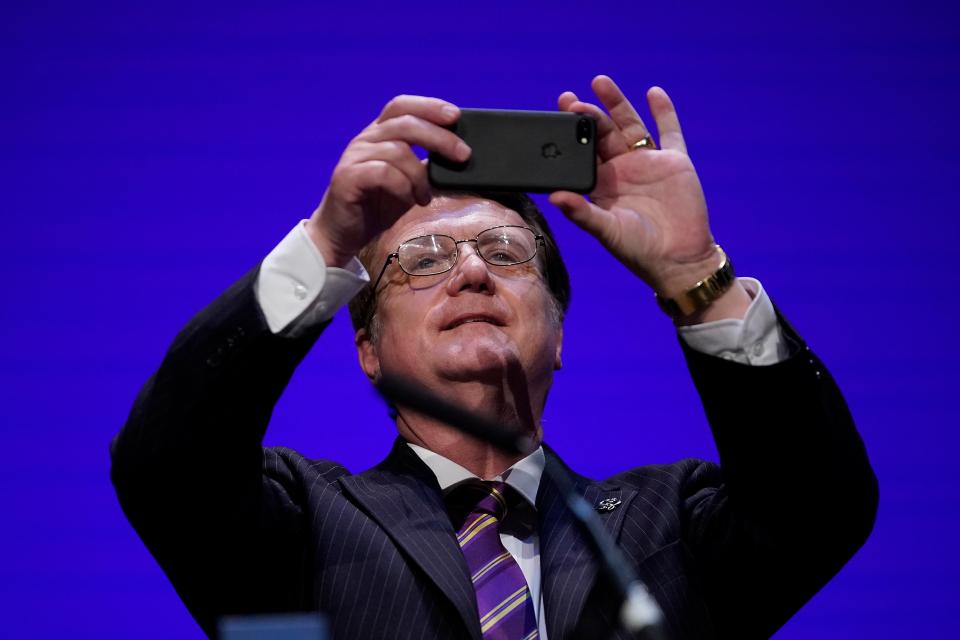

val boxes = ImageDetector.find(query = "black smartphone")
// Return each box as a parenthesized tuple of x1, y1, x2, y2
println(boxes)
(428, 109, 596, 193)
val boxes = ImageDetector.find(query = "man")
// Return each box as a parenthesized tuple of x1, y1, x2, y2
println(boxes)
(111, 76, 878, 639)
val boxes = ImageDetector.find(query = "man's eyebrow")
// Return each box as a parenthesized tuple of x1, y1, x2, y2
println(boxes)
(401, 228, 454, 241)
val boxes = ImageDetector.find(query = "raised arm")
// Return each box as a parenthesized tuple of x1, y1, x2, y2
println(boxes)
(111, 266, 329, 633)
(550, 76, 876, 637)
(679, 318, 878, 638)
(110, 95, 472, 633)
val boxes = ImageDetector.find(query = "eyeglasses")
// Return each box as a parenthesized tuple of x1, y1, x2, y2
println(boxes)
(372, 225, 546, 291)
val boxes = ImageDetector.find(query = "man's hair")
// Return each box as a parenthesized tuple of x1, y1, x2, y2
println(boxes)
(347, 192, 571, 338)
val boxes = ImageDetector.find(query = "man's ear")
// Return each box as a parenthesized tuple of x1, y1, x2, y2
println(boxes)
(355, 328, 381, 381)
(553, 324, 563, 371)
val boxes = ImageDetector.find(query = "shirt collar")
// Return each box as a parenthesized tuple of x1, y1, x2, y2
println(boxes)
(407, 442, 544, 509)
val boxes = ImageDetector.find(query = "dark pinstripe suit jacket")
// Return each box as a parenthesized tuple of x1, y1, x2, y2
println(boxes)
(112, 268, 878, 639)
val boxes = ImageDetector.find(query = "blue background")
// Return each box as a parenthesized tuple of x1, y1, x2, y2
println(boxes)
(5, 1, 958, 637)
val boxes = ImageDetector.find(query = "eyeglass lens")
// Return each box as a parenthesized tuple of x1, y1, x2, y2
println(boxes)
(397, 226, 538, 276)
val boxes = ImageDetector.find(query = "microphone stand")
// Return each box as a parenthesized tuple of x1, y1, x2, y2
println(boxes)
(377, 375, 669, 640)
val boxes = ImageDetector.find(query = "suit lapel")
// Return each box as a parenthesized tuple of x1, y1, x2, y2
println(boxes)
(337, 438, 482, 640)
(538, 446, 638, 640)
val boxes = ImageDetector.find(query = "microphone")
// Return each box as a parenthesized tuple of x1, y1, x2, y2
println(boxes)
(377, 375, 535, 455)
(376, 374, 668, 640)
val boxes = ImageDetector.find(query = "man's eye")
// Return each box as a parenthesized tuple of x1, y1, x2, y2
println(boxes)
(487, 246, 523, 263)
(413, 255, 440, 270)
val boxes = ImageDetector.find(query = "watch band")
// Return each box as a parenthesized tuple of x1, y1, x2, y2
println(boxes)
(655, 246, 736, 319)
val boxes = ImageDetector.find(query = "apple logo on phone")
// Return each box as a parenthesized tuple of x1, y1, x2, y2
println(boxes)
(541, 143, 562, 159)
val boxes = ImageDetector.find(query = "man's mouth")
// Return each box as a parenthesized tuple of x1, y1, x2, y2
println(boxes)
(444, 315, 505, 330)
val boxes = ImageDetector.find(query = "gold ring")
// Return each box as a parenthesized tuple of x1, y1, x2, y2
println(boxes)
(631, 135, 657, 151)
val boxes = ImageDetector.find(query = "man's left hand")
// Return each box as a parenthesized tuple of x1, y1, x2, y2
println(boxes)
(550, 76, 726, 301)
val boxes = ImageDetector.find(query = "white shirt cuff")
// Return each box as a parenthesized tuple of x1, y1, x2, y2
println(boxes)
(677, 278, 788, 365)
(255, 221, 370, 335)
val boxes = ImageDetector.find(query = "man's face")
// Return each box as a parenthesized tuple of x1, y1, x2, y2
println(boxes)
(356, 196, 563, 414)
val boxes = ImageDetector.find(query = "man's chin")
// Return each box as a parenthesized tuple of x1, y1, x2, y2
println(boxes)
(433, 338, 522, 383)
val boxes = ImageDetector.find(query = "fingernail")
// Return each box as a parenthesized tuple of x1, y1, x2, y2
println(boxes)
(456, 141, 471, 160)
(442, 105, 459, 120)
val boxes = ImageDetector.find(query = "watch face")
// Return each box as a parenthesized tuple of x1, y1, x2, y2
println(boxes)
(656, 248, 734, 318)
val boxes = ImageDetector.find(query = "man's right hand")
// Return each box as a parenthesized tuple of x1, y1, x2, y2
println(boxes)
(305, 96, 472, 268)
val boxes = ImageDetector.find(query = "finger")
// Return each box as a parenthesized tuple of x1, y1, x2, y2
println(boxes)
(591, 75, 652, 148)
(558, 91, 579, 111)
(376, 95, 460, 127)
(363, 115, 471, 163)
(549, 191, 619, 247)
(559, 95, 629, 160)
(347, 141, 431, 205)
(560, 91, 617, 137)
(647, 86, 687, 154)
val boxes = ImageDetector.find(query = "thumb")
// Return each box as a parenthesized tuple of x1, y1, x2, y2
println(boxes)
(549, 191, 617, 244)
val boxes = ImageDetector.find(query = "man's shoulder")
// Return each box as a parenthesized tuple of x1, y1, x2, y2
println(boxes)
(603, 457, 722, 496)
(262, 445, 352, 488)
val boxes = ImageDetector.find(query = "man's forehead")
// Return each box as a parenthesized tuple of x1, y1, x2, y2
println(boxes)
(389, 196, 525, 241)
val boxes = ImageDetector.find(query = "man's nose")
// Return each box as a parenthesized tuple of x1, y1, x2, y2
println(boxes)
(446, 242, 496, 295)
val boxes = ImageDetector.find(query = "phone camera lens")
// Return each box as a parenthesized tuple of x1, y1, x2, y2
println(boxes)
(576, 117, 592, 144)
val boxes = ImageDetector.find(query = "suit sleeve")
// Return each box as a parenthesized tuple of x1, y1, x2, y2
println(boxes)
(110, 266, 336, 635)
(679, 312, 879, 639)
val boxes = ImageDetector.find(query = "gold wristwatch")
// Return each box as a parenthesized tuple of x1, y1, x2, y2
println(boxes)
(655, 246, 736, 319)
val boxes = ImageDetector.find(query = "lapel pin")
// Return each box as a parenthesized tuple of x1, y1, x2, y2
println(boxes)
(597, 497, 622, 512)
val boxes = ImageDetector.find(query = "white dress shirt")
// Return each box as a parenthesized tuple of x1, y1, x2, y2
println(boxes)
(408, 443, 550, 639)
(252, 220, 791, 637)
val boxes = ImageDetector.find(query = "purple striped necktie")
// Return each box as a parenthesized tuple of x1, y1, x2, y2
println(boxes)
(450, 480, 538, 640)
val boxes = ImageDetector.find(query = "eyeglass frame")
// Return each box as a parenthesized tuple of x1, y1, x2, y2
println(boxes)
(371, 225, 547, 292)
